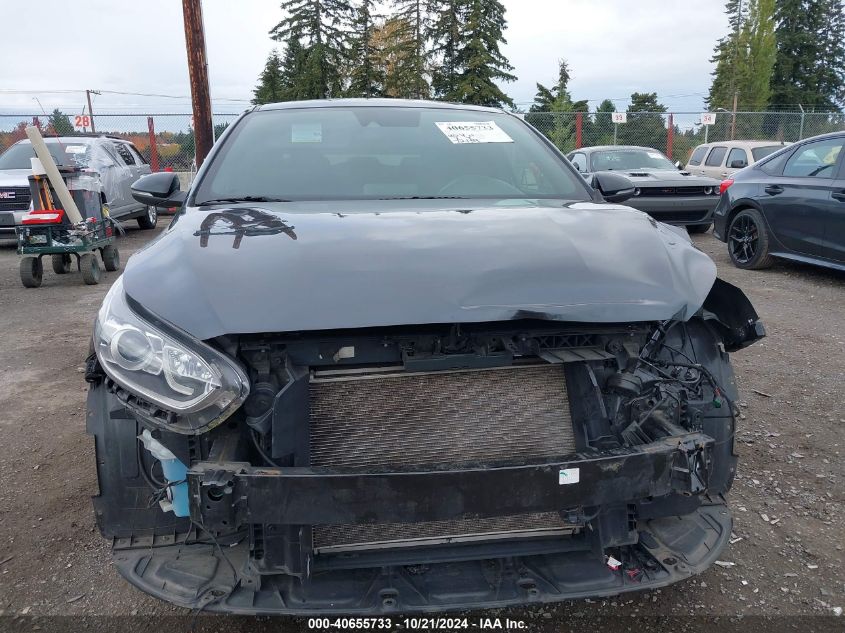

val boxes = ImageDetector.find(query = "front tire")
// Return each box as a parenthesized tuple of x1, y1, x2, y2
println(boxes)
(80, 253, 102, 285)
(20, 257, 43, 288)
(137, 206, 157, 230)
(728, 208, 774, 269)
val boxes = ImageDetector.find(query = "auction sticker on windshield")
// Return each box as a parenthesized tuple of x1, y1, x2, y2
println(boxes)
(436, 121, 513, 144)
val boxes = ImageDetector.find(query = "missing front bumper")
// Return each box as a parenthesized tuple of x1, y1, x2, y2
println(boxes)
(111, 503, 732, 615)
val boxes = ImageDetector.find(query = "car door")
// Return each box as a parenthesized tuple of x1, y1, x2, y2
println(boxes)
(724, 147, 749, 177)
(759, 136, 845, 257)
(819, 149, 845, 262)
(110, 142, 141, 216)
(701, 146, 727, 179)
(94, 142, 130, 214)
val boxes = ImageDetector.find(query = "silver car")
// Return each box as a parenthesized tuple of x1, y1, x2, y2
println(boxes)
(0, 135, 156, 238)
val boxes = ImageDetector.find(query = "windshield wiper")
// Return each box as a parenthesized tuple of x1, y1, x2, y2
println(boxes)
(377, 195, 469, 200)
(197, 196, 292, 205)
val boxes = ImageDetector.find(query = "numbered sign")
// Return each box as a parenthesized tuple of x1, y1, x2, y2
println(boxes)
(701, 113, 717, 126)
(73, 115, 91, 131)
(611, 112, 627, 124)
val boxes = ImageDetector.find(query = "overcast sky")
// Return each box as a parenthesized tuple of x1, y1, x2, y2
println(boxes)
(0, 0, 728, 118)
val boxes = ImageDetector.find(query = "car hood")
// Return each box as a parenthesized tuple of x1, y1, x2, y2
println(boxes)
(0, 169, 30, 186)
(601, 169, 721, 186)
(123, 200, 717, 340)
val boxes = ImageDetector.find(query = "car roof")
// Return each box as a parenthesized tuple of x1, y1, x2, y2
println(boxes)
(254, 98, 506, 114)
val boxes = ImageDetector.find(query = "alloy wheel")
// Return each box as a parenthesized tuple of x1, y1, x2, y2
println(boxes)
(729, 215, 758, 264)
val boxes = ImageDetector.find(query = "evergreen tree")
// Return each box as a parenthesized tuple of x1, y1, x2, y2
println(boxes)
(270, 0, 354, 99)
(525, 60, 586, 151)
(442, 0, 515, 107)
(814, 0, 845, 109)
(707, 0, 776, 111)
(620, 93, 667, 148)
(252, 49, 286, 105)
(769, 0, 844, 110)
(48, 109, 74, 135)
(429, 0, 463, 99)
(347, 0, 385, 97)
(587, 98, 617, 146)
(390, 0, 432, 98)
(529, 59, 571, 112)
(707, 0, 747, 110)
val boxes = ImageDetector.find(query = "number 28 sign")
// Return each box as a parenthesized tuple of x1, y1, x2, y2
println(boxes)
(73, 115, 92, 131)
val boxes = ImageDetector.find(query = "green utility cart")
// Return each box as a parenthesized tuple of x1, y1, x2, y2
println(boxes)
(16, 167, 120, 288)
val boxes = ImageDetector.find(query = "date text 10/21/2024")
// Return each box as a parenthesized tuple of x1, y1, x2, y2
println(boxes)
(306, 617, 529, 630)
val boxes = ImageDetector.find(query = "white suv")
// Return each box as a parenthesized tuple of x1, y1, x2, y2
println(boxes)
(685, 140, 787, 179)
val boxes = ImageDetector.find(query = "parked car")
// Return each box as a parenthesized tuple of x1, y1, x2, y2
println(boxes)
(566, 145, 720, 233)
(714, 131, 845, 270)
(88, 99, 762, 615)
(685, 140, 787, 179)
(0, 135, 157, 239)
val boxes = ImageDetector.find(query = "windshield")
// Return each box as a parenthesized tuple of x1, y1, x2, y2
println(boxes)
(590, 149, 676, 171)
(0, 140, 95, 170)
(193, 107, 590, 203)
(751, 145, 781, 161)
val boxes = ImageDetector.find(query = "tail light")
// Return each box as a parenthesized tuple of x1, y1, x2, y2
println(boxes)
(22, 209, 66, 224)
(719, 179, 734, 195)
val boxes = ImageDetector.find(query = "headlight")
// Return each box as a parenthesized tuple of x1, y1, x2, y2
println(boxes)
(633, 188, 641, 196)
(704, 186, 714, 195)
(94, 277, 249, 433)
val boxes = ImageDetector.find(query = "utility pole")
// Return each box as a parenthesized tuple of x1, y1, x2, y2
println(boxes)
(182, 0, 213, 168)
(86, 90, 100, 133)
(729, 0, 743, 140)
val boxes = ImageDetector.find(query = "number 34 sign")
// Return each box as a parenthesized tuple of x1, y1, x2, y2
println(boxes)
(73, 115, 92, 131)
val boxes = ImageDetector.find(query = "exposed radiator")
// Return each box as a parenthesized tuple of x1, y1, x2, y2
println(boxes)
(308, 364, 577, 552)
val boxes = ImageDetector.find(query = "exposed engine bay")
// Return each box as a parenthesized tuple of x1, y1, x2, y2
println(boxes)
(87, 279, 763, 613)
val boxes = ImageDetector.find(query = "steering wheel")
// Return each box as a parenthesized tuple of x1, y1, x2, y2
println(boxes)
(437, 175, 524, 197)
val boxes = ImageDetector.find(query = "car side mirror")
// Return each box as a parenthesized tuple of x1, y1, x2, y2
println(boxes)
(591, 172, 636, 203)
(131, 172, 187, 207)
(730, 159, 747, 169)
(675, 161, 683, 170)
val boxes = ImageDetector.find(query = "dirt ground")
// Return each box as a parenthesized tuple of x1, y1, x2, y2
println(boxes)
(0, 220, 842, 632)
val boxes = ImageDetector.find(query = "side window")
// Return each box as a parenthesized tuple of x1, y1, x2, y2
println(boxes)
(112, 142, 136, 166)
(782, 138, 844, 178)
(705, 146, 727, 167)
(128, 144, 147, 165)
(569, 153, 588, 172)
(726, 148, 748, 168)
(688, 145, 708, 166)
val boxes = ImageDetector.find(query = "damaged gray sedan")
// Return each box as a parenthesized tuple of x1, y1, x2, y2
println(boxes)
(86, 99, 763, 614)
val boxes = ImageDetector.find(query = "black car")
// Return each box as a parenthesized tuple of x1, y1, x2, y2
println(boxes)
(714, 131, 845, 270)
(87, 99, 762, 614)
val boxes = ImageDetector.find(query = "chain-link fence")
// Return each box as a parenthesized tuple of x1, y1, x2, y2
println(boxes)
(525, 110, 845, 162)
(0, 113, 241, 186)
(2, 110, 844, 171)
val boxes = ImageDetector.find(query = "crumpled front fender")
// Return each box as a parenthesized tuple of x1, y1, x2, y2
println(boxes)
(700, 278, 765, 351)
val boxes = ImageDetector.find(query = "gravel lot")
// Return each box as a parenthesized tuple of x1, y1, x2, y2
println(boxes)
(0, 220, 842, 631)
